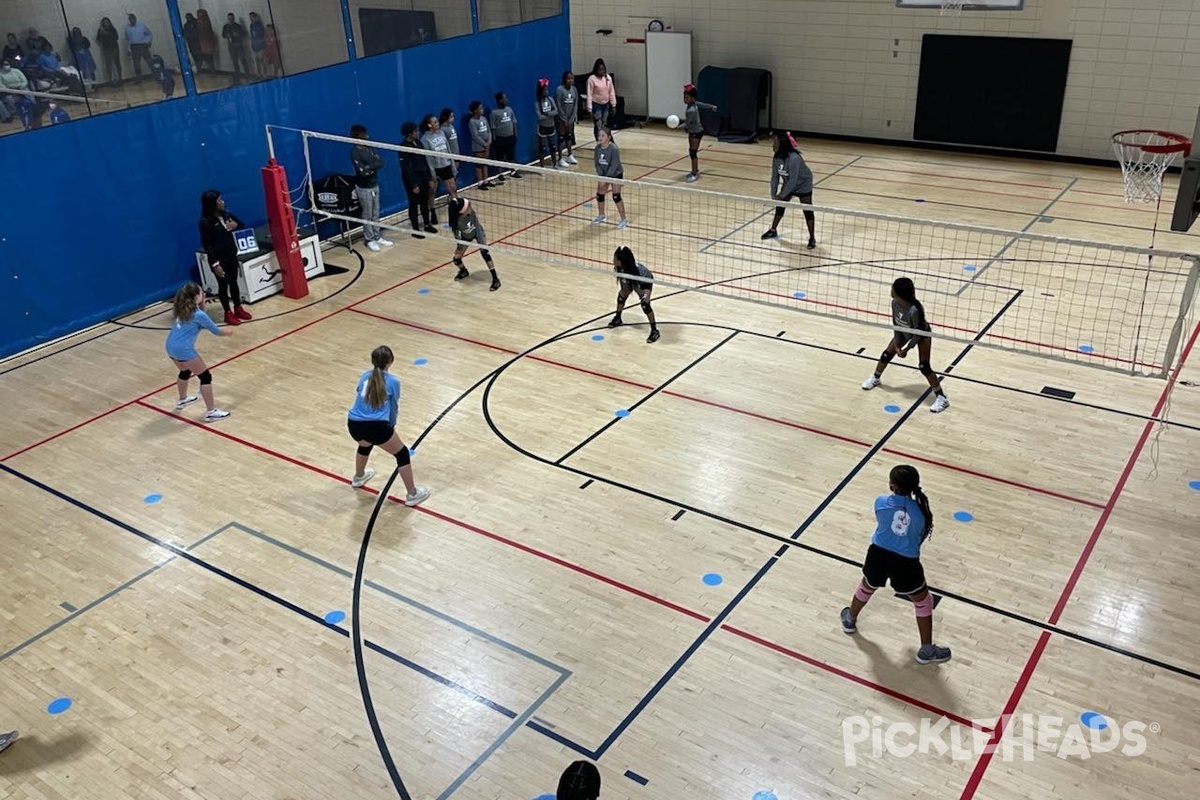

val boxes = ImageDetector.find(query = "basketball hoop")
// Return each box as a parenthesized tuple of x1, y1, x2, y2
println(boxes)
(1112, 129, 1192, 204)
(940, 0, 964, 15)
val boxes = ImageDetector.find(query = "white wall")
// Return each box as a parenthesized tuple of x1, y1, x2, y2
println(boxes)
(6, 0, 181, 71)
(570, 0, 1200, 159)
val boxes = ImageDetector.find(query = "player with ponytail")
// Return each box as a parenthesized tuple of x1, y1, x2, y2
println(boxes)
(346, 345, 431, 506)
(840, 464, 950, 665)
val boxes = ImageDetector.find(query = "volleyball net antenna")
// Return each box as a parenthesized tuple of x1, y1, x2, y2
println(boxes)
(267, 125, 1200, 379)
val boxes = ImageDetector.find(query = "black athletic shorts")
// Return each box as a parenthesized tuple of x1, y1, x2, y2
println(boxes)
(435, 165, 455, 181)
(347, 419, 394, 446)
(862, 543, 926, 595)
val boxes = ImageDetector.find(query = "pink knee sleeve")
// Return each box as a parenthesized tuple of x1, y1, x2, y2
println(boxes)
(854, 583, 876, 603)
(913, 593, 934, 618)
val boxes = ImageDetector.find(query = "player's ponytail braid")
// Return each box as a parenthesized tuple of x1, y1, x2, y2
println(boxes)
(889, 464, 934, 542)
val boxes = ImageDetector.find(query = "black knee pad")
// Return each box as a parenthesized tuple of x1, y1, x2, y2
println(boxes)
(688, 149, 698, 159)
(198, 370, 213, 385)
(919, 361, 934, 377)
(596, 193, 605, 203)
(357, 444, 373, 456)
(640, 300, 653, 316)
(177, 369, 192, 381)
(395, 447, 411, 467)
(480, 249, 493, 263)
(611, 193, 622, 203)
(879, 350, 895, 364)
(453, 257, 464, 266)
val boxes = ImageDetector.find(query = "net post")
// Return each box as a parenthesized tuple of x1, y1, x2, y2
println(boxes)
(262, 156, 308, 300)
(1161, 255, 1200, 378)
(265, 123, 277, 162)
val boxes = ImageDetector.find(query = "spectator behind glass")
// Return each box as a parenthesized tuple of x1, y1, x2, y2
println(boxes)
(37, 42, 62, 73)
(124, 14, 154, 81)
(47, 101, 69, 125)
(249, 13, 266, 76)
(95, 18, 121, 84)
(2, 33, 23, 66)
(182, 14, 204, 72)
(222, 14, 249, 80)
(0, 59, 29, 124)
(263, 24, 281, 77)
(68, 27, 96, 84)
(196, 10, 218, 70)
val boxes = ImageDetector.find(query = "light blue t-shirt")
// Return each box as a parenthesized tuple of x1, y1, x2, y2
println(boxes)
(164, 309, 221, 360)
(871, 494, 927, 559)
(348, 370, 400, 426)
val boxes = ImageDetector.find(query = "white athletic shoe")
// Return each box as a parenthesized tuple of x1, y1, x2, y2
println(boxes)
(174, 395, 199, 410)
(351, 467, 375, 488)
(616, 218, 629, 229)
(204, 408, 230, 422)
(366, 240, 381, 252)
(861, 375, 881, 390)
(557, 158, 571, 169)
(566, 155, 578, 165)
(930, 395, 950, 413)
(379, 238, 394, 247)
(685, 172, 699, 183)
(405, 486, 431, 507)
(591, 214, 607, 225)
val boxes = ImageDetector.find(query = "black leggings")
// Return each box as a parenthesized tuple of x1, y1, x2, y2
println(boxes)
(407, 184, 432, 228)
(494, 134, 517, 166)
(213, 256, 239, 312)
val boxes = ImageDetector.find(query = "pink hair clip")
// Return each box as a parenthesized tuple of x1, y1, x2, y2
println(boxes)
(538, 78, 550, 87)
(787, 132, 799, 150)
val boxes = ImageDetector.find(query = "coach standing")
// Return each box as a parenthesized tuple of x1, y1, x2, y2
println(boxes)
(124, 14, 154, 81)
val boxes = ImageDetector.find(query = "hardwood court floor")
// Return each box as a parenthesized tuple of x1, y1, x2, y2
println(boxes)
(2, 130, 1199, 800)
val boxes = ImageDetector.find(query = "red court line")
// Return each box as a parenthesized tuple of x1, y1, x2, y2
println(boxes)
(723, 625, 990, 732)
(347, 307, 1108, 509)
(133, 396, 983, 732)
(2, 401, 139, 462)
(958, 320, 1200, 800)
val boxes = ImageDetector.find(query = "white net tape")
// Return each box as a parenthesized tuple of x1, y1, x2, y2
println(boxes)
(1112, 131, 1189, 204)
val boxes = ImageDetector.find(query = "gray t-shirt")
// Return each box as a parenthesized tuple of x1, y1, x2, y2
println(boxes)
(771, 152, 813, 197)
(619, 262, 653, 292)
(469, 115, 491, 151)
(421, 129, 452, 170)
(556, 85, 578, 124)
(594, 142, 622, 178)
(454, 208, 486, 245)
(536, 95, 558, 129)
(489, 106, 516, 138)
(892, 299, 929, 345)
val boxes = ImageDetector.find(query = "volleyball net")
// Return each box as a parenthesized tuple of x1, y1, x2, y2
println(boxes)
(270, 125, 1200, 378)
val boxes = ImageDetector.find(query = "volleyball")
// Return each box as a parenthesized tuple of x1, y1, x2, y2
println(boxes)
(666, 114, 681, 129)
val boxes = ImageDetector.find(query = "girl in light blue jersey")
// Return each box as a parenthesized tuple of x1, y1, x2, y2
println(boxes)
(346, 345, 431, 506)
(840, 465, 950, 664)
(164, 282, 232, 421)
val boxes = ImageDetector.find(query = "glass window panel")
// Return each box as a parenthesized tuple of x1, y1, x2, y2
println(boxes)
(521, 0, 561, 24)
(477, 0, 521, 32)
(267, 0, 350, 75)
(348, 0, 473, 58)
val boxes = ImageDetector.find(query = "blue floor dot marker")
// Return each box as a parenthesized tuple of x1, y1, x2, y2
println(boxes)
(792, 291, 807, 299)
(591, 334, 605, 341)
(614, 409, 630, 418)
(1078, 344, 1095, 354)
(143, 493, 162, 504)
(417, 288, 430, 295)
(532, 795, 556, 800)
(324, 610, 346, 625)
(702, 573, 724, 586)
(953, 511, 974, 523)
(47, 697, 72, 715)
(883, 404, 901, 414)
(413, 357, 428, 366)
(752, 792, 778, 800)
(963, 265, 977, 273)
(1190, 479, 1200, 491)
(1080, 711, 1108, 730)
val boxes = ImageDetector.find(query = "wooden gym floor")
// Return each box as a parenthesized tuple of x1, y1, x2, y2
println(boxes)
(1, 130, 1199, 800)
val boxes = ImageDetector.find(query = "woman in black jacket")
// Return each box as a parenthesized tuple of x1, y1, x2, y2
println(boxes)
(400, 121, 436, 237)
(198, 189, 252, 325)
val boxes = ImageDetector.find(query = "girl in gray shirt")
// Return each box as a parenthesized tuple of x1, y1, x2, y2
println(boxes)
(607, 245, 660, 343)
(861, 277, 949, 413)
(762, 130, 815, 247)
(534, 78, 560, 169)
(420, 114, 458, 201)
(467, 100, 495, 189)
(555, 71, 579, 166)
(591, 128, 628, 229)
(682, 83, 717, 183)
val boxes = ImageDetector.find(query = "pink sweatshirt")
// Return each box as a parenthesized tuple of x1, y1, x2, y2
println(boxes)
(586, 73, 615, 106)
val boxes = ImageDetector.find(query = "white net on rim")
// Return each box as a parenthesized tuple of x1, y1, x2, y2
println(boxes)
(940, 0, 964, 15)
(1112, 130, 1191, 204)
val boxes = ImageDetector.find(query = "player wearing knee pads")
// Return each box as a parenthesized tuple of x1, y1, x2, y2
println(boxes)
(165, 281, 232, 421)
(448, 197, 500, 291)
(681, 84, 716, 183)
(761, 130, 816, 249)
(607, 246, 660, 343)
(861, 277, 949, 413)
(591, 128, 629, 229)
(840, 464, 951, 665)
(345, 344, 430, 506)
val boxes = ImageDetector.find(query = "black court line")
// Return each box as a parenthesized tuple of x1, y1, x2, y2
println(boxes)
(554, 331, 739, 465)
(579, 479, 594, 489)
(671, 509, 686, 521)
(625, 770, 650, 786)
(584, 291, 1024, 758)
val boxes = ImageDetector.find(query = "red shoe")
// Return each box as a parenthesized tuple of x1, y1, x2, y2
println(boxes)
(224, 311, 241, 325)
(234, 305, 252, 321)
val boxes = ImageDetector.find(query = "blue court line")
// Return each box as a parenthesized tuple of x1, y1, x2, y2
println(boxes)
(586, 290, 1024, 759)
(954, 177, 1078, 295)
(0, 524, 228, 663)
(698, 155, 865, 254)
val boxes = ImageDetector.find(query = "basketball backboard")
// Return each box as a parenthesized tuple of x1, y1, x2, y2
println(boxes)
(896, 0, 1024, 8)
(1169, 107, 1200, 232)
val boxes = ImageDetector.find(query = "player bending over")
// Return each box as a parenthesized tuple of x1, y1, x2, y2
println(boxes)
(608, 246, 660, 343)
(448, 197, 500, 291)
(862, 277, 949, 413)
